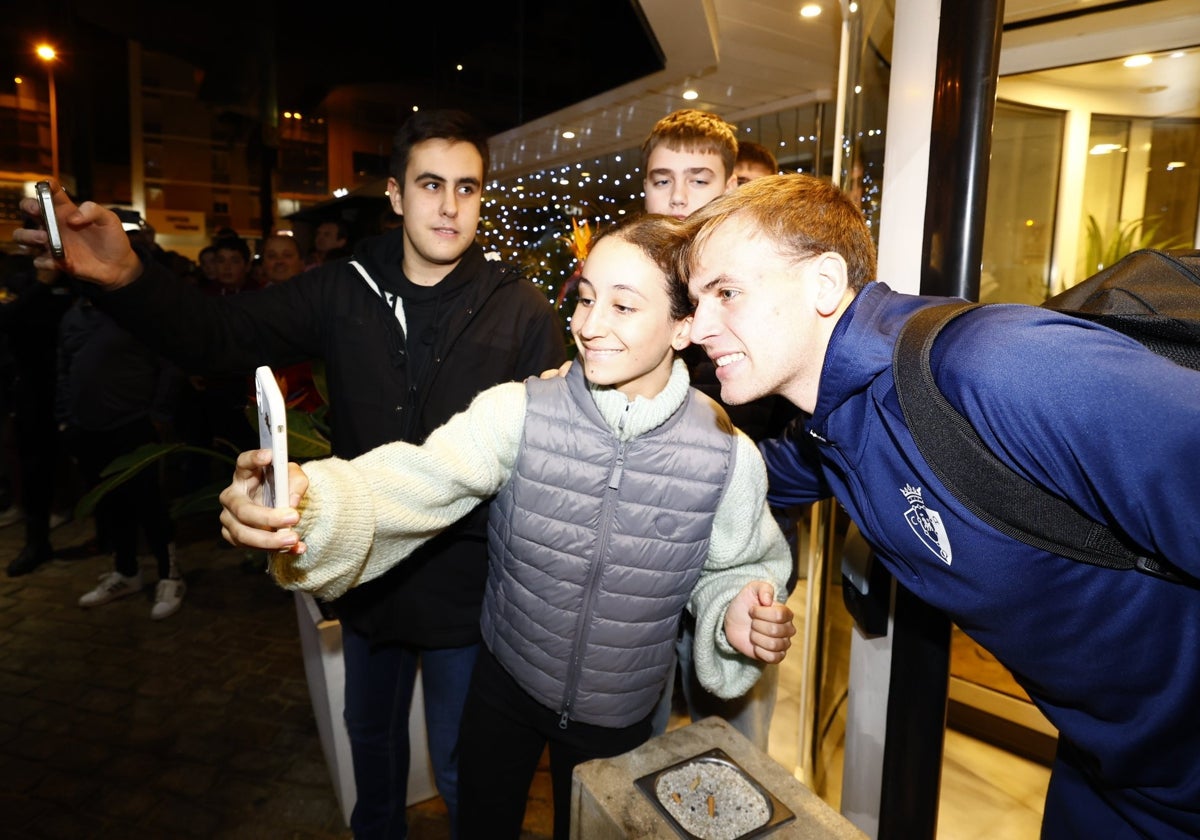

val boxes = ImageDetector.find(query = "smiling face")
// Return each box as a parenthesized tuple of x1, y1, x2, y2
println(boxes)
(686, 216, 849, 413)
(388, 138, 483, 286)
(643, 146, 735, 219)
(570, 236, 692, 401)
(262, 235, 305, 284)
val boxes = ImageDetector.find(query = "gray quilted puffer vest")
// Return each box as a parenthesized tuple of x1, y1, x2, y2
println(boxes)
(484, 363, 737, 728)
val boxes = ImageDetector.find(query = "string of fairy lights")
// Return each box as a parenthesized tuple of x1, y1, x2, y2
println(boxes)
(479, 152, 643, 323)
(475, 107, 883, 339)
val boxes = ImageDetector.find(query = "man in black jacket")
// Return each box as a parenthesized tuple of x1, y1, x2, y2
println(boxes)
(18, 110, 567, 840)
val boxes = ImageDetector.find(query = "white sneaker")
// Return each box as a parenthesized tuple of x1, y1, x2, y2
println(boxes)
(151, 578, 186, 620)
(79, 570, 144, 607)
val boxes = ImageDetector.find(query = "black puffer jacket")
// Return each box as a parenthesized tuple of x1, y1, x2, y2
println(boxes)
(93, 229, 568, 645)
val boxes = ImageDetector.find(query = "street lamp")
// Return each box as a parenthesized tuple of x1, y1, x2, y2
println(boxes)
(36, 43, 58, 184)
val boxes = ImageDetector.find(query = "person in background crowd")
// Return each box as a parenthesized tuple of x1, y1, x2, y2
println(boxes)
(308, 219, 350, 267)
(57, 295, 185, 619)
(0, 250, 75, 576)
(257, 234, 322, 412)
(259, 233, 306, 285)
(733, 140, 779, 186)
(211, 235, 252, 295)
(190, 244, 219, 291)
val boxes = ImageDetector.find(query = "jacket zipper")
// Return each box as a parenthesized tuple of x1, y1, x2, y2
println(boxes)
(559, 405, 629, 728)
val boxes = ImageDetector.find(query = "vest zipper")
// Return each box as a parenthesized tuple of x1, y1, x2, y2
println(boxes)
(608, 404, 629, 488)
(559, 436, 628, 729)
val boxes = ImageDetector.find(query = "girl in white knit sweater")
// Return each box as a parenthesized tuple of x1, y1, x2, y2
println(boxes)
(219, 214, 795, 840)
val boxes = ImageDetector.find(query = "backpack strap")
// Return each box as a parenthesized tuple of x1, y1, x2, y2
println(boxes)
(893, 302, 1194, 585)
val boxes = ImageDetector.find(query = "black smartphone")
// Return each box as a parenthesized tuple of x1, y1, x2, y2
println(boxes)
(34, 181, 65, 259)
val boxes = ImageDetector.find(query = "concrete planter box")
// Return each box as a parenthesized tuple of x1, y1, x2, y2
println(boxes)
(572, 716, 865, 839)
(294, 591, 438, 825)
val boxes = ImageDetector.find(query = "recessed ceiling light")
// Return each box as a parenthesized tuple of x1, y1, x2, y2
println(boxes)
(562, 130, 576, 139)
(800, 3, 822, 18)
(1123, 55, 1152, 68)
(683, 88, 699, 100)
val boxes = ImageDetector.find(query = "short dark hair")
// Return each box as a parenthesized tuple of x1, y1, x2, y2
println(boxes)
(318, 219, 350, 241)
(390, 109, 490, 185)
(214, 235, 250, 263)
(736, 140, 778, 173)
(592, 214, 693, 321)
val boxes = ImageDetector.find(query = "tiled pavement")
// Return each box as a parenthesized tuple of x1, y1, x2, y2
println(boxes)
(0, 509, 554, 839)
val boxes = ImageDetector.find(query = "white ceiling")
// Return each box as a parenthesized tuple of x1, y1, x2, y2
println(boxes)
(489, 0, 1200, 179)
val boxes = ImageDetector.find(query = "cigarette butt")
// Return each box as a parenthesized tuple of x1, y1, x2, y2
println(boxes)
(707, 795, 715, 817)
(690, 775, 701, 791)
(671, 792, 682, 805)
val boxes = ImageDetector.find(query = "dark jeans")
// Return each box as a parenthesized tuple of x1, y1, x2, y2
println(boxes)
(12, 389, 58, 549)
(341, 624, 478, 840)
(73, 418, 174, 577)
(458, 648, 652, 840)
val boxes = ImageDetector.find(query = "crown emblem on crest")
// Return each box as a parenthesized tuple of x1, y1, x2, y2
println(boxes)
(901, 484, 925, 506)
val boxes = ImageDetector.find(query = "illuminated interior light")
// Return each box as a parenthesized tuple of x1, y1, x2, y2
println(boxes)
(1122, 55, 1152, 68)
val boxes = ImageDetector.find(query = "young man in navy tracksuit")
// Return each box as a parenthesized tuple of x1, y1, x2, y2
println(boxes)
(680, 173, 1200, 839)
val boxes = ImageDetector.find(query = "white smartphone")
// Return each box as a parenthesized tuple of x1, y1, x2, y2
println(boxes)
(254, 366, 289, 508)
(35, 181, 65, 259)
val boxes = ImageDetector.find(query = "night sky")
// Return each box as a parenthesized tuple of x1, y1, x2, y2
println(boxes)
(5, 0, 664, 165)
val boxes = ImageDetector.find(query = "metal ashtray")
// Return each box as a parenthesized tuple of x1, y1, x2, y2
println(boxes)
(634, 748, 795, 840)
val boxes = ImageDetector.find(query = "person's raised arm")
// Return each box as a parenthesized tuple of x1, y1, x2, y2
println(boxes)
(14, 181, 143, 289)
(241, 380, 528, 601)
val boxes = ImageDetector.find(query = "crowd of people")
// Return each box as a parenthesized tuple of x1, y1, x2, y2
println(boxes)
(0, 212, 349, 617)
(10, 101, 1199, 840)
